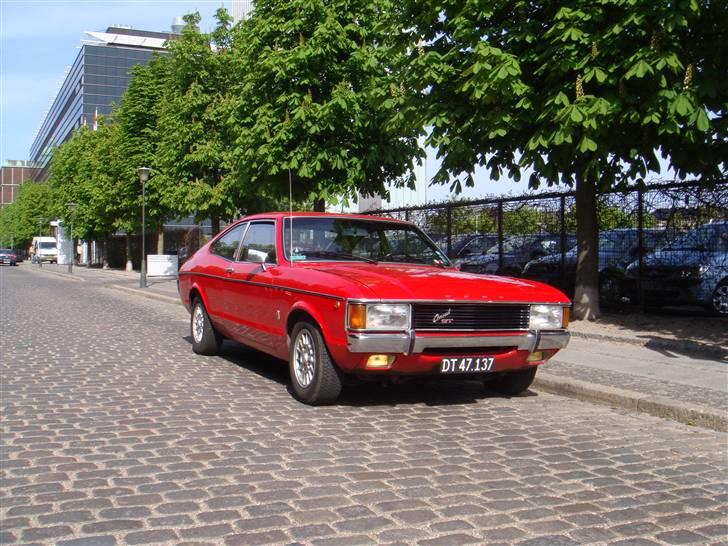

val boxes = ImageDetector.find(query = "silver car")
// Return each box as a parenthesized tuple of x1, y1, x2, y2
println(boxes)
(626, 221, 728, 315)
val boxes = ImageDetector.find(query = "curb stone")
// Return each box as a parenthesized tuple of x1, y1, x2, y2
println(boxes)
(21, 265, 86, 282)
(570, 330, 726, 361)
(534, 372, 727, 432)
(109, 284, 181, 306)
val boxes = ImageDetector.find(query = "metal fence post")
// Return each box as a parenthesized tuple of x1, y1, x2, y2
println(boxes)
(446, 204, 452, 258)
(637, 188, 645, 311)
(560, 195, 566, 290)
(497, 201, 504, 273)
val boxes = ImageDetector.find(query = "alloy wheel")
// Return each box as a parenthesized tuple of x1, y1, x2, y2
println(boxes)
(192, 305, 205, 343)
(293, 329, 316, 388)
(712, 284, 728, 316)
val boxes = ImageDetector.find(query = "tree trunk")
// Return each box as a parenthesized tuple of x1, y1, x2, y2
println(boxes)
(125, 234, 133, 272)
(156, 224, 164, 254)
(211, 215, 221, 237)
(313, 198, 325, 212)
(572, 172, 600, 320)
(101, 237, 109, 269)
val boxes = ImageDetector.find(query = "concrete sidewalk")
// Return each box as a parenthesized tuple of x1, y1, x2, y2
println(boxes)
(21, 262, 728, 431)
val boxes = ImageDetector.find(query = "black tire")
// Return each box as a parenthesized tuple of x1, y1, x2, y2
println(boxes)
(709, 280, 728, 316)
(599, 272, 622, 306)
(190, 298, 222, 355)
(487, 367, 537, 396)
(289, 320, 342, 405)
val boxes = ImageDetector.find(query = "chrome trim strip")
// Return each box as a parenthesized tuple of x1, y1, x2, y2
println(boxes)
(178, 271, 343, 301)
(347, 330, 570, 353)
(347, 298, 571, 306)
(536, 331, 571, 350)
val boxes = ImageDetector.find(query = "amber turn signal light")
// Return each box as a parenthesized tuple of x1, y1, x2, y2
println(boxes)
(348, 303, 366, 329)
(562, 307, 570, 329)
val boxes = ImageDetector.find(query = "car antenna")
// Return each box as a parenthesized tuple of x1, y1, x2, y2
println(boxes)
(289, 167, 294, 268)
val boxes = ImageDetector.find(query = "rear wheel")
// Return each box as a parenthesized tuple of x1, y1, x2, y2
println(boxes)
(710, 280, 728, 316)
(486, 367, 537, 396)
(599, 272, 622, 306)
(191, 298, 222, 355)
(289, 320, 342, 405)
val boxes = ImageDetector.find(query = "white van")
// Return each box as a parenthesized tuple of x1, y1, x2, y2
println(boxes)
(32, 236, 58, 263)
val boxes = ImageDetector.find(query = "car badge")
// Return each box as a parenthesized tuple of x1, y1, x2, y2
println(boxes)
(433, 309, 454, 324)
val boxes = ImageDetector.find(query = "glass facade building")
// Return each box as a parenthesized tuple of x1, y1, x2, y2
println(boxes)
(29, 27, 176, 179)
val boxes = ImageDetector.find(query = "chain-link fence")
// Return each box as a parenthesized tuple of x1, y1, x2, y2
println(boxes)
(370, 181, 728, 315)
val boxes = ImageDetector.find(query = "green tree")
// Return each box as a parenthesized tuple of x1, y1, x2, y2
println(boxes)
(155, 10, 239, 235)
(230, 0, 422, 211)
(49, 121, 125, 263)
(4, 182, 55, 249)
(398, 0, 726, 319)
(115, 54, 172, 248)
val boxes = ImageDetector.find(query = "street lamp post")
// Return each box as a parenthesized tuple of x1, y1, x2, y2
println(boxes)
(36, 217, 44, 268)
(137, 167, 151, 288)
(66, 202, 77, 274)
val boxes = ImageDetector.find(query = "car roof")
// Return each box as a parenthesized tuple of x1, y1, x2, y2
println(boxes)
(238, 212, 411, 225)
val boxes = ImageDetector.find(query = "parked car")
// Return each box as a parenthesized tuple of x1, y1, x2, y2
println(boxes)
(0, 248, 17, 266)
(178, 213, 571, 405)
(459, 233, 574, 277)
(449, 233, 499, 265)
(523, 228, 670, 304)
(625, 221, 728, 315)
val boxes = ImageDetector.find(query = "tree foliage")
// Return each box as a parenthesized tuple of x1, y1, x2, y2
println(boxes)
(155, 10, 239, 234)
(230, 0, 422, 208)
(396, 0, 727, 318)
(0, 182, 55, 248)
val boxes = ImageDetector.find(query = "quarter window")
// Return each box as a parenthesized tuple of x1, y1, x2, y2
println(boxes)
(210, 224, 246, 260)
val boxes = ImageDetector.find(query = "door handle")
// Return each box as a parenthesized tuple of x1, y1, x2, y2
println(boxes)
(225, 267, 234, 274)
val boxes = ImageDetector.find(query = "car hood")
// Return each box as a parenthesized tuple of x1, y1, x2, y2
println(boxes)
(641, 249, 719, 267)
(307, 263, 569, 303)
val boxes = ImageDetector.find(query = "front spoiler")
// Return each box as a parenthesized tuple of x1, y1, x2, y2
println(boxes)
(347, 330, 570, 354)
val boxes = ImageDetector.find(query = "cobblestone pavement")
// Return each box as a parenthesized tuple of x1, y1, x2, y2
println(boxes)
(2, 266, 727, 546)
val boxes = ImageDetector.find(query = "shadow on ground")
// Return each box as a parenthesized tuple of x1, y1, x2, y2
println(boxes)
(195, 337, 538, 407)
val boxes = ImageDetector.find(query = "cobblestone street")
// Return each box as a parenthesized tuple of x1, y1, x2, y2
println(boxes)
(1, 266, 727, 545)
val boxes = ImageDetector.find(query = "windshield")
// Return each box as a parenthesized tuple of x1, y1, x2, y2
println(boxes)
(283, 217, 450, 266)
(0, 249, 12, 253)
(668, 224, 726, 251)
(39, 242, 56, 249)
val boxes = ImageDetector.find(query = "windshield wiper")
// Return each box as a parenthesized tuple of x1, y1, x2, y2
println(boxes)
(300, 250, 378, 264)
(378, 252, 430, 265)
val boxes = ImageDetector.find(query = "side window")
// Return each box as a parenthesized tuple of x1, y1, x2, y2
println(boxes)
(240, 222, 276, 264)
(210, 224, 246, 260)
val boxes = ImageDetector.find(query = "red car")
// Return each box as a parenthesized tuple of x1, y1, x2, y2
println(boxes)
(178, 213, 571, 405)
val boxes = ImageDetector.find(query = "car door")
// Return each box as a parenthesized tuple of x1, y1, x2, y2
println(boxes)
(203, 222, 248, 331)
(226, 220, 280, 351)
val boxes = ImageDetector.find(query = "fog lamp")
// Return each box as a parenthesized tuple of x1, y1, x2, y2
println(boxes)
(366, 355, 396, 369)
(527, 351, 545, 362)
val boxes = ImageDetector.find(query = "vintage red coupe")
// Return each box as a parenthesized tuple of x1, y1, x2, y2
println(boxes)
(178, 213, 571, 405)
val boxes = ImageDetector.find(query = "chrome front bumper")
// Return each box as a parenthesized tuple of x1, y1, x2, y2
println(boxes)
(347, 330, 570, 354)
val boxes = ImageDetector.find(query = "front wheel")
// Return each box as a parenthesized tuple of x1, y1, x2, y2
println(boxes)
(709, 280, 728, 316)
(191, 298, 222, 355)
(289, 321, 342, 405)
(486, 367, 537, 396)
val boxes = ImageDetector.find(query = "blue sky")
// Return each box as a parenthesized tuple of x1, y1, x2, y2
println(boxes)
(0, 0, 227, 165)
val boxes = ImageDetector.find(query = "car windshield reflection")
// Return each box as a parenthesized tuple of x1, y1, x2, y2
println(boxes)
(283, 217, 450, 266)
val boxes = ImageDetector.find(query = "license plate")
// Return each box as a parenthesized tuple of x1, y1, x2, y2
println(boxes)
(440, 357, 495, 374)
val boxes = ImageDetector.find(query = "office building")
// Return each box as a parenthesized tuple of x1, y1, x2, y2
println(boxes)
(29, 25, 179, 179)
(1, 160, 40, 208)
(231, 0, 254, 22)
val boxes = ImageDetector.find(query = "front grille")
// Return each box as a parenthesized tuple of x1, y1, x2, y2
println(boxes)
(412, 304, 530, 331)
